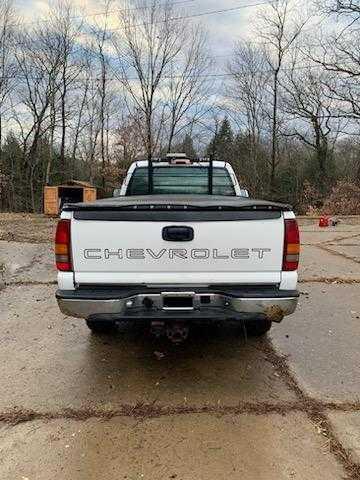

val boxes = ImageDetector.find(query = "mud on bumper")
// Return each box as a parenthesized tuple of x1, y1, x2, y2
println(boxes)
(56, 286, 299, 323)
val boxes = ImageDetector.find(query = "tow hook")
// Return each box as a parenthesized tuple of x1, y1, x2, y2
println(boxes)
(150, 320, 165, 338)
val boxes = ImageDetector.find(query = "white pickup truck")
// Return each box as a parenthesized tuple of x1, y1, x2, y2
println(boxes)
(55, 155, 300, 341)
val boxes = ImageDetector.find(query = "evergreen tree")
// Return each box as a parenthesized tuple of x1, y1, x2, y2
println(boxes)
(171, 134, 197, 158)
(180, 134, 196, 158)
(206, 117, 234, 162)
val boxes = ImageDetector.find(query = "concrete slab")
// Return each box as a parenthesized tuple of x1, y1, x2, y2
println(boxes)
(0, 215, 359, 480)
(299, 245, 360, 280)
(327, 411, 360, 463)
(0, 413, 345, 480)
(333, 235, 360, 246)
(0, 285, 295, 412)
(271, 283, 360, 403)
(298, 217, 360, 226)
(300, 222, 360, 231)
(0, 241, 55, 284)
(300, 231, 358, 246)
(323, 244, 360, 262)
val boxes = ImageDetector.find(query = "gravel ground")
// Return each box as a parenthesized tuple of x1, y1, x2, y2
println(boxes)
(0, 213, 56, 243)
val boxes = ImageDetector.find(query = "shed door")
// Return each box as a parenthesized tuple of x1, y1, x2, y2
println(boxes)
(44, 187, 59, 215)
(83, 188, 96, 202)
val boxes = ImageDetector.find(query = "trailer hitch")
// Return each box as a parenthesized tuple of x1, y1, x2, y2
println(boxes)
(150, 321, 189, 343)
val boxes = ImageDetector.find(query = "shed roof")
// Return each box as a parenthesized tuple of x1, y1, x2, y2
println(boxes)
(56, 180, 96, 188)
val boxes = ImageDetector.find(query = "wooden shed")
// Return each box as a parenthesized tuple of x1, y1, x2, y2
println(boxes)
(44, 180, 97, 216)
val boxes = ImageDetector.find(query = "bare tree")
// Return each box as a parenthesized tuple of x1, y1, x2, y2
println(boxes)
(91, 0, 114, 187)
(48, 1, 81, 167)
(115, 112, 143, 166)
(280, 61, 343, 187)
(0, 0, 16, 160)
(77, 68, 102, 185)
(227, 42, 271, 190)
(308, 1, 360, 120)
(70, 51, 93, 174)
(113, 0, 186, 159)
(258, 0, 308, 191)
(165, 25, 212, 151)
(14, 24, 63, 210)
(322, 0, 360, 15)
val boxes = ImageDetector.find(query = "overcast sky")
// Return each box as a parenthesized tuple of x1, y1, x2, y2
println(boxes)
(14, 0, 287, 72)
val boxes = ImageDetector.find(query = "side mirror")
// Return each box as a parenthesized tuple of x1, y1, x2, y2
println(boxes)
(113, 188, 121, 197)
(240, 189, 249, 198)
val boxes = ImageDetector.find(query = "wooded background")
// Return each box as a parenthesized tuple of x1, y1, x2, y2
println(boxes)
(0, 0, 360, 213)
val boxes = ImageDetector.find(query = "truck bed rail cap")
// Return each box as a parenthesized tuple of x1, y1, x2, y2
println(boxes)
(62, 194, 292, 212)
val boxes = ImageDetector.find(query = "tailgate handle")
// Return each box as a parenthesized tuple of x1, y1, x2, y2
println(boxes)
(162, 226, 194, 242)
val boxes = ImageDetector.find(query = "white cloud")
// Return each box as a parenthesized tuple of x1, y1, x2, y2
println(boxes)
(16, 0, 263, 50)
(15, 0, 320, 66)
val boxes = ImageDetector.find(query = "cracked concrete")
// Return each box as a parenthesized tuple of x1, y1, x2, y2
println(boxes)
(0, 285, 297, 411)
(328, 412, 360, 464)
(271, 283, 360, 403)
(0, 413, 346, 480)
(299, 244, 360, 281)
(0, 216, 360, 479)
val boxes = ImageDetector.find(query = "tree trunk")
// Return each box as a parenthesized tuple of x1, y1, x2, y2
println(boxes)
(71, 80, 89, 177)
(146, 111, 153, 159)
(45, 90, 56, 185)
(0, 114, 2, 164)
(100, 58, 106, 189)
(29, 164, 36, 212)
(167, 121, 176, 153)
(60, 75, 67, 169)
(270, 69, 279, 193)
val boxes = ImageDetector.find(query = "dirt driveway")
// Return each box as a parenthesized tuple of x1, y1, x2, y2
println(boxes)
(0, 214, 360, 480)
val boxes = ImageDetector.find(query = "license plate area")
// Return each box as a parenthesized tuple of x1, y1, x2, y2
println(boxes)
(162, 292, 194, 310)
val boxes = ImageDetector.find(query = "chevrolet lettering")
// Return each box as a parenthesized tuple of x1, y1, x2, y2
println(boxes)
(83, 248, 272, 260)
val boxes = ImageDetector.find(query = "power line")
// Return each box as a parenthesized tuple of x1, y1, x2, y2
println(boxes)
(15, 0, 270, 31)
(4, 1, 338, 83)
(1, 61, 345, 83)
(105, 1, 270, 32)
(12, 1, 273, 42)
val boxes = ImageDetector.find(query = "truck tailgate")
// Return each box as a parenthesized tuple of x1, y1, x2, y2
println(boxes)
(71, 215, 284, 285)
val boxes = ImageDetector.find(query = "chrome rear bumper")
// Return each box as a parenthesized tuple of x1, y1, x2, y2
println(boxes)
(56, 288, 298, 322)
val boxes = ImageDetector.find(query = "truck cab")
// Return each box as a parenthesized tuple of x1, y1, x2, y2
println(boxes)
(115, 154, 249, 198)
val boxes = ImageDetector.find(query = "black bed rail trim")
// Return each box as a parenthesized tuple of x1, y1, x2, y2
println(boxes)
(73, 210, 282, 221)
(65, 203, 290, 212)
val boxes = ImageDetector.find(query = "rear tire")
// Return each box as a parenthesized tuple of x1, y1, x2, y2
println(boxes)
(86, 318, 117, 334)
(244, 319, 272, 337)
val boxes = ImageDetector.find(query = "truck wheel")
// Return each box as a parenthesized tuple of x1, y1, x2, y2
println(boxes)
(244, 319, 272, 337)
(86, 318, 117, 334)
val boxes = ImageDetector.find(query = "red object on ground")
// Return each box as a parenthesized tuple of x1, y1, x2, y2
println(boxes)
(319, 216, 329, 227)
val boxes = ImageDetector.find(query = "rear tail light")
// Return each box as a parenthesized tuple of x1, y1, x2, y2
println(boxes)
(55, 219, 72, 271)
(283, 219, 300, 271)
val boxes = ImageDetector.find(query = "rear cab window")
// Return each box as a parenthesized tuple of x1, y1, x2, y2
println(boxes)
(126, 166, 236, 196)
